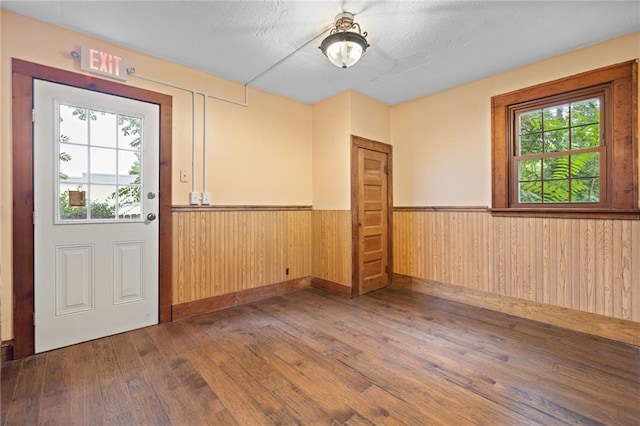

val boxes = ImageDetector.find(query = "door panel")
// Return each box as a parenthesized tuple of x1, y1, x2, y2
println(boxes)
(55, 245, 94, 315)
(357, 147, 389, 295)
(34, 80, 159, 353)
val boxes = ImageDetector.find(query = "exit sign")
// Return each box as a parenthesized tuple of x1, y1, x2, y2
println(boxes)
(80, 47, 127, 81)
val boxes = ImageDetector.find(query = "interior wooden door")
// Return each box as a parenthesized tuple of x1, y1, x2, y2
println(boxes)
(354, 141, 391, 296)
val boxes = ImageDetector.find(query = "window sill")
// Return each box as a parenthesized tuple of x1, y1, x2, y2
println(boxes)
(489, 208, 640, 220)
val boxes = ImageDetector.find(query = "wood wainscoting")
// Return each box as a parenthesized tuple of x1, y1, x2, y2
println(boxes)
(393, 208, 640, 333)
(311, 210, 352, 288)
(172, 207, 312, 306)
(393, 274, 640, 345)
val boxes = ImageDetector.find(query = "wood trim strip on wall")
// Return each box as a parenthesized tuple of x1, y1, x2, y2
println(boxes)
(11, 69, 35, 358)
(1, 340, 14, 362)
(11, 59, 173, 359)
(393, 206, 489, 212)
(172, 205, 312, 212)
(311, 277, 352, 298)
(392, 273, 640, 346)
(172, 276, 311, 320)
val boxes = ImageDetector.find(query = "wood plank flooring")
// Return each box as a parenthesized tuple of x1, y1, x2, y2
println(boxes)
(2, 287, 639, 425)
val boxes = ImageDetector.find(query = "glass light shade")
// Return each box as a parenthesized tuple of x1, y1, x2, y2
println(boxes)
(320, 32, 369, 69)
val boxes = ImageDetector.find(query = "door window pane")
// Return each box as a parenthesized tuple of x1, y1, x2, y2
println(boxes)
(90, 110, 117, 148)
(59, 144, 88, 183)
(59, 184, 89, 220)
(118, 115, 142, 150)
(90, 185, 117, 219)
(59, 105, 88, 145)
(118, 150, 141, 184)
(57, 104, 145, 222)
(90, 147, 117, 184)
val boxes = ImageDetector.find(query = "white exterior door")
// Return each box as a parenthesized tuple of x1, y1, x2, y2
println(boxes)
(34, 80, 160, 353)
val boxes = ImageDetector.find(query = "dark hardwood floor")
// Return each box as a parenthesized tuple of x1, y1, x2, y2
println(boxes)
(2, 287, 639, 425)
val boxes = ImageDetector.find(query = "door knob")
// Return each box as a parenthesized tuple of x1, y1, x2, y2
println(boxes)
(146, 213, 157, 221)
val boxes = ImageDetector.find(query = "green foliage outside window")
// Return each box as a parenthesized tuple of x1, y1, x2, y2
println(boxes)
(517, 98, 600, 204)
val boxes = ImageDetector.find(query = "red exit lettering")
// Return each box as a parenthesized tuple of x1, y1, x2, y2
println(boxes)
(89, 48, 123, 77)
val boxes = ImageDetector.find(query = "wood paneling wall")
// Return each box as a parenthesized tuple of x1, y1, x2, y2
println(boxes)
(393, 211, 640, 322)
(172, 209, 311, 304)
(311, 210, 352, 286)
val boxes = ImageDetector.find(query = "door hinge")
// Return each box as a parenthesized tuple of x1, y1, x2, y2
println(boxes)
(33, 312, 36, 326)
(384, 165, 388, 174)
(32, 109, 36, 123)
(385, 265, 390, 273)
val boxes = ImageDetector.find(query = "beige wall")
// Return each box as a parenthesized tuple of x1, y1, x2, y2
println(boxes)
(350, 90, 391, 145)
(0, 10, 312, 339)
(312, 89, 391, 209)
(311, 91, 351, 209)
(391, 32, 640, 206)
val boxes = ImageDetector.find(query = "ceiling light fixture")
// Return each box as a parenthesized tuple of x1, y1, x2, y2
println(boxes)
(319, 12, 370, 69)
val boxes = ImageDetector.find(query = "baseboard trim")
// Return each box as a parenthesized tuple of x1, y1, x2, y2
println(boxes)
(311, 277, 352, 298)
(392, 273, 640, 346)
(172, 276, 312, 320)
(1, 340, 14, 362)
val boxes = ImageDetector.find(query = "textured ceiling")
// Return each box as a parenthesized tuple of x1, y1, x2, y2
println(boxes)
(2, 1, 639, 105)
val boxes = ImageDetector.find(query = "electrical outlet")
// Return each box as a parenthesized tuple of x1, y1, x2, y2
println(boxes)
(201, 192, 211, 205)
(189, 192, 200, 205)
(180, 169, 189, 183)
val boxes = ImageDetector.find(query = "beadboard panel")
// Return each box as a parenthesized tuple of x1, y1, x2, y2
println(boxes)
(311, 210, 352, 287)
(393, 211, 640, 322)
(172, 210, 311, 304)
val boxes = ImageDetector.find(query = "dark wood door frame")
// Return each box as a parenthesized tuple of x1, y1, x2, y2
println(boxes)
(350, 135, 393, 298)
(11, 59, 173, 358)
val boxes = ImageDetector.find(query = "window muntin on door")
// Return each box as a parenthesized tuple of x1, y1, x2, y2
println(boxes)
(56, 102, 145, 223)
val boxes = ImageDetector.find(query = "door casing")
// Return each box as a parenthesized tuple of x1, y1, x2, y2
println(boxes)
(11, 59, 173, 358)
(350, 135, 393, 298)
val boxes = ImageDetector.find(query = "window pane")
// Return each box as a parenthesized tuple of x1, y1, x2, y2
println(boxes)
(571, 98, 600, 126)
(544, 129, 570, 152)
(89, 185, 116, 219)
(571, 178, 600, 202)
(571, 124, 600, 149)
(518, 159, 541, 181)
(118, 151, 141, 184)
(571, 153, 599, 178)
(90, 110, 117, 148)
(543, 156, 569, 180)
(118, 115, 142, 150)
(59, 184, 88, 220)
(543, 180, 569, 203)
(117, 185, 142, 219)
(519, 181, 542, 203)
(519, 133, 543, 155)
(519, 110, 542, 135)
(90, 147, 117, 184)
(59, 144, 88, 183)
(59, 105, 88, 145)
(543, 104, 569, 130)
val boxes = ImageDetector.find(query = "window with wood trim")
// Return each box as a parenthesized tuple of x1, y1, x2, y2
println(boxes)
(491, 60, 638, 219)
